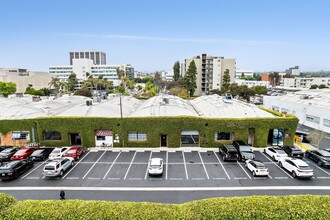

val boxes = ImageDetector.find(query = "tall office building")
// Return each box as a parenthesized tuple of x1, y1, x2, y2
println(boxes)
(183, 54, 236, 96)
(69, 51, 106, 65)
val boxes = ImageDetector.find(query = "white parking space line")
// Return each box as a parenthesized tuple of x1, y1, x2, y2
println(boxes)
(192, 178, 205, 180)
(88, 177, 101, 180)
(21, 160, 48, 179)
(144, 151, 152, 180)
(66, 177, 80, 180)
(253, 177, 268, 180)
(213, 151, 230, 179)
(213, 177, 226, 180)
(108, 177, 121, 180)
(317, 177, 330, 179)
(103, 152, 121, 179)
(136, 150, 145, 152)
(261, 151, 293, 179)
(26, 177, 40, 180)
(170, 178, 183, 180)
(129, 178, 142, 180)
(62, 151, 91, 179)
(90, 150, 98, 152)
(237, 162, 252, 179)
(182, 151, 189, 180)
(82, 151, 107, 179)
(234, 177, 247, 180)
(166, 151, 168, 180)
(198, 151, 209, 180)
(275, 177, 289, 179)
(124, 151, 137, 180)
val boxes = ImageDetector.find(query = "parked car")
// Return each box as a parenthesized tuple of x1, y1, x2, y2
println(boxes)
(30, 148, 54, 161)
(219, 144, 238, 161)
(42, 157, 74, 178)
(0, 159, 34, 180)
(64, 146, 85, 160)
(148, 158, 163, 176)
(245, 160, 269, 177)
(324, 148, 330, 153)
(0, 146, 12, 152)
(0, 148, 19, 162)
(12, 147, 38, 160)
(305, 150, 330, 168)
(278, 157, 313, 179)
(232, 140, 255, 161)
(48, 147, 70, 160)
(264, 147, 287, 161)
(280, 145, 304, 158)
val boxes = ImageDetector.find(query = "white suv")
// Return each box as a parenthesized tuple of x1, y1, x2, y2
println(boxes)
(148, 158, 163, 176)
(278, 157, 313, 179)
(48, 147, 70, 160)
(43, 157, 74, 178)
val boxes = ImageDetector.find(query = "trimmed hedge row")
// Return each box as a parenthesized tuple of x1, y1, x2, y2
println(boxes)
(0, 113, 298, 148)
(1, 194, 330, 220)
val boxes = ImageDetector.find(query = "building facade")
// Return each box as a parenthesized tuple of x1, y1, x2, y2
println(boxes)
(183, 54, 236, 96)
(234, 79, 270, 88)
(235, 68, 254, 78)
(282, 77, 330, 89)
(69, 51, 106, 65)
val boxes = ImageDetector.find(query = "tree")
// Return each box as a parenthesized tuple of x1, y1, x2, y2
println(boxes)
(229, 83, 240, 97)
(240, 73, 245, 79)
(319, 84, 327, 89)
(221, 69, 231, 94)
(252, 86, 268, 95)
(306, 130, 326, 148)
(74, 86, 92, 97)
(173, 61, 180, 81)
(183, 60, 197, 96)
(48, 77, 60, 91)
(0, 82, 17, 97)
(169, 87, 188, 98)
(67, 73, 78, 92)
(238, 85, 256, 102)
(269, 72, 280, 86)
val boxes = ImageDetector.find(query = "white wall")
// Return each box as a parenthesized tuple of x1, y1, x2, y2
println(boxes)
(95, 136, 113, 147)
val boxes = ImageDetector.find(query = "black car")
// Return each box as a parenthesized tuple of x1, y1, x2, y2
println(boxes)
(30, 148, 54, 161)
(0, 148, 19, 162)
(281, 145, 304, 158)
(0, 159, 34, 180)
(305, 150, 330, 167)
(219, 145, 238, 161)
(0, 146, 13, 152)
(232, 140, 255, 161)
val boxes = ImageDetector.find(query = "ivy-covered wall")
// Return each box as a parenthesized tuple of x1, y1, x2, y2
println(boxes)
(0, 111, 298, 148)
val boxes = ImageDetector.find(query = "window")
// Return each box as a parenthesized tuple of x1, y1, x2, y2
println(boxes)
(128, 132, 147, 141)
(323, 119, 330, 127)
(215, 132, 233, 140)
(96, 136, 105, 141)
(12, 131, 29, 140)
(306, 114, 320, 124)
(43, 131, 62, 140)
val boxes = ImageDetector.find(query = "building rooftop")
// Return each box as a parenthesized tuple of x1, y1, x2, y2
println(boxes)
(0, 94, 276, 119)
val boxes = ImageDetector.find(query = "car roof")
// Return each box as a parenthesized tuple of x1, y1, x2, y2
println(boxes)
(289, 158, 308, 166)
(251, 160, 266, 166)
(318, 150, 330, 156)
(224, 145, 237, 150)
(69, 146, 81, 150)
(235, 140, 247, 145)
(150, 158, 163, 165)
(1, 160, 26, 168)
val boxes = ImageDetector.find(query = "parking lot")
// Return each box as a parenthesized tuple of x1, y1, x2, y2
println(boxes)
(2, 149, 330, 188)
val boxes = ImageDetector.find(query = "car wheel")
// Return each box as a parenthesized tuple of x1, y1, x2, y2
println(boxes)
(279, 162, 283, 167)
(273, 156, 276, 161)
(318, 160, 322, 167)
(292, 171, 297, 178)
(14, 172, 20, 179)
(60, 170, 63, 177)
(77, 155, 80, 160)
(252, 171, 256, 177)
(222, 155, 226, 161)
(71, 161, 74, 167)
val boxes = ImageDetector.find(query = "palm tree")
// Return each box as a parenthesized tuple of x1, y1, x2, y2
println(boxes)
(48, 77, 60, 91)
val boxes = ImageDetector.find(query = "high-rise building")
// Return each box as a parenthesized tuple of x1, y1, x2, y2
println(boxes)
(183, 54, 236, 96)
(69, 51, 106, 65)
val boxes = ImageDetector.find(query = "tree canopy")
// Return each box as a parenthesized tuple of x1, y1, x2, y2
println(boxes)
(183, 60, 197, 96)
(173, 61, 180, 81)
(0, 81, 17, 97)
(221, 69, 231, 94)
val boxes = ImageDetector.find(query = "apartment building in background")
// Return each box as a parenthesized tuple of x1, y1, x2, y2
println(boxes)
(49, 51, 134, 87)
(282, 77, 330, 89)
(182, 54, 236, 96)
(235, 68, 254, 78)
(69, 51, 106, 65)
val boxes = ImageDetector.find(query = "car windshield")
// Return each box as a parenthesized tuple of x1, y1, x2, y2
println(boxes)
(276, 150, 286, 154)
(1, 148, 13, 153)
(52, 149, 61, 154)
(31, 150, 43, 155)
(44, 166, 55, 170)
(239, 146, 251, 152)
(15, 150, 26, 155)
(67, 150, 76, 154)
(298, 166, 310, 170)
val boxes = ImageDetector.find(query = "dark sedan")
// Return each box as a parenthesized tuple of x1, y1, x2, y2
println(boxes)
(305, 150, 330, 167)
(0, 146, 13, 152)
(232, 140, 255, 161)
(281, 145, 304, 158)
(30, 148, 54, 161)
(0, 148, 19, 162)
(0, 159, 34, 180)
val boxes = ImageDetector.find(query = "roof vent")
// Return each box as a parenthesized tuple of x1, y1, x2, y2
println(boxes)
(163, 98, 169, 104)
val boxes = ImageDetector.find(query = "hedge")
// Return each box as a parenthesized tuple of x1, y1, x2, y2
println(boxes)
(0, 112, 298, 148)
(1, 194, 329, 220)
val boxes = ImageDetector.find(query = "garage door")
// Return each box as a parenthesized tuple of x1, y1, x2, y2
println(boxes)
(181, 130, 199, 147)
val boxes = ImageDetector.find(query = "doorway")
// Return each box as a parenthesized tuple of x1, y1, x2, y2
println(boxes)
(69, 133, 81, 145)
(248, 128, 255, 146)
(160, 134, 167, 147)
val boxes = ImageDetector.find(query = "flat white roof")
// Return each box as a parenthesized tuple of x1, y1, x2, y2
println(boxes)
(0, 94, 275, 119)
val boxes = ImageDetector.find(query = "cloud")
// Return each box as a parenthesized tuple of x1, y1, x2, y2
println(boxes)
(58, 33, 286, 45)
